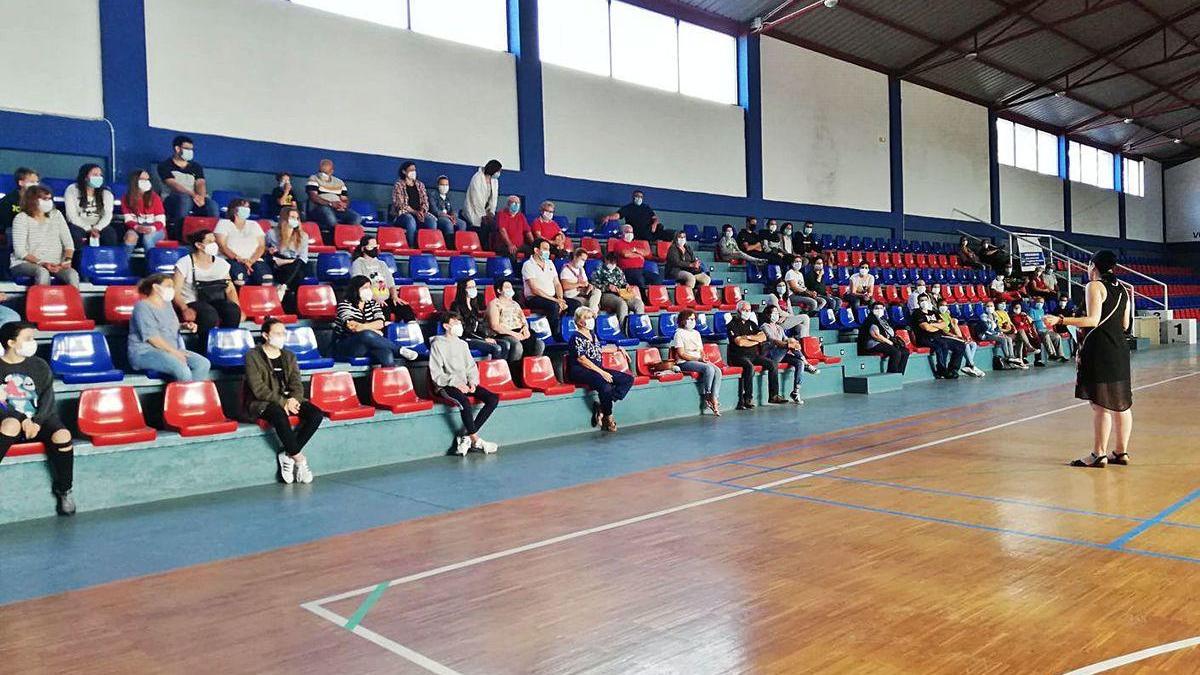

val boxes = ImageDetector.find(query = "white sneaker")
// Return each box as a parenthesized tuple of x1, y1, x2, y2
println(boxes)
(295, 461, 314, 484)
(276, 284, 288, 302)
(480, 439, 499, 454)
(455, 435, 472, 456)
(398, 347, 419, 361)
(963, 367, 982, 378)
(278, 453, 296, 484)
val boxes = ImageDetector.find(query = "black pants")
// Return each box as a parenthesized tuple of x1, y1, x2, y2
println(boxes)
(729, 353, 778, 401)
(258, 400, 324, 457)
(526, 296, 579, 340)
(868, 342, 910, 374)
(0, 416, 73, 494)
(384, 299, 417, 324)
(927, 336, 965, 375)
(440, 386, 499, 436)
(271, 260, 307, 311)
(189, 299, 242, 346)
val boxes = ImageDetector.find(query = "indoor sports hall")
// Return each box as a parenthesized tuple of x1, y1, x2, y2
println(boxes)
(2, 1, 1200, 673)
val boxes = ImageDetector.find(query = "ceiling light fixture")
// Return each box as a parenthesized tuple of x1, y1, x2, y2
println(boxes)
(1174, 138, 1183, 144)
(1123, 118, 1133, 124)
(1054, 91, 1066, 97)
(964, 51, 978, 60)
(824, 0, 838, 7)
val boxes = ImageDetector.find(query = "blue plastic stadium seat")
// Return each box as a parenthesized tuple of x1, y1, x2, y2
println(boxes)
(700, 225, 719, 244)
(862, 238, 876, 251)
(682, 224, 701, 242)
(694, 312, 713, 338)
(597, 220, 621, 238)
(837, 307, 859, 330)
(409, 254, 453, 285)
(657, 313, 678, 344)
(560, 315, 578, 343)
(574, 217, 596, 236)
(819, 309, 838, 330)
(888, 305, 908, 327)
(855, 306, 868, 325)
(50, 332, 124, 384)
(643, 260, 665, 284)
(527, 315, 553, 343)
(207, 328, 255, 368)
(596, 314, 638, 347)
(147, 246, 187, 274)
(81, 246, 138, 285)
(834, 235, 848, 250)
(0, 174, 15, 196)
(486, 256, 515, 281)
(317, 251, 352, 282)
(627, 314, 660, 344)
(745, 265, 763, 284)
(879, 269, 896, 285)
(848, 236, 862, 250)
(211, 190, 243, 212)
(449, 255, 480, 282)
(711, 311, 731, 339)
(350, 200, 378, 223)
(385, 321, 430, 358)
(375, 252, 412, 285)
(584, 259, 600, 278)
(285, 326, 334, 370)
(764, 265, 782, 284)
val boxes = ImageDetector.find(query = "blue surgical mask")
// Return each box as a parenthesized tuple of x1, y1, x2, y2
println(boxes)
(508, 203, 520, 214)
(87, 175, 104, 189)
(541, 250, 551, 261)
(235, 206, 251, 220)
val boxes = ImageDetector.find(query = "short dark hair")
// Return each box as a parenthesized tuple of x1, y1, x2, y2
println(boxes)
(14, 167, 38, 182)
(398, 161, 416, 176)
(227, 198, 251, 217)
(677, 309, 695, 324)
(172, 135, 193, 149)
(571, 247, 587, 260)
(436, 175, 449, 183)
(483, 160, 502, 175)
(137, 272, 171, 296)
(1091, 249, 1118, 275)
(0, 321, 35, 350)
(533, 237, 549, 250)
(604, 251, 619, 263)
(261, 317, 285, 338)
(440, 311, 462, 326)
(187, 228, 213, 248)
(275, 172, 290, 181)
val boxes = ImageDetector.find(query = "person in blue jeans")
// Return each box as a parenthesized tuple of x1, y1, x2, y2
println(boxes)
(332, 276, 419, 366)
(157, 135, 219, 239)
(127, 273, 212, 381)
(389, 161, 440, 244)
(306, 159, 361, 239)
(430, 175, 467, 242)
(567, 307, 633, 433)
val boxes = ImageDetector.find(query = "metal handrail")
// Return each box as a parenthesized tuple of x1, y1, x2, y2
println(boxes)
(950, 210, 1169, 311)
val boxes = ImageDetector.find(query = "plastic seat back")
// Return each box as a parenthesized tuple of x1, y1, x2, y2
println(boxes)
(206, 328, 255, 366)
(163, 381, 235, 431)
(334, 224, 365, 251)
(478, 359, 529, 395)
(448, 255, 478, 280)
(103, 285, 140, 324)
(50, 332, 120, 381)
(316, 252, 352, 281)
(182, 216, 219, 241)
(486, 256, 515, 280)
(26, 286, 94, 330)
(408, 254, 441, 281)
(454, 230, 487, 255)
(239, 285, 295, 322)
(377, 226, 412, 253)
(310, 371, 374, 419)
(301, 221, 333, 251)
(417, 229, 447, 253)
(81, 246, 134, 281)
(297, 284, 338, 319)
(397, 285, 436, 319)
(147, 246, 187, 274)
(77, 386, 156, 445)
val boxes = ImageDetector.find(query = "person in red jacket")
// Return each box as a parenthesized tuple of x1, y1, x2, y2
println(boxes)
(1009, 302, 1046, 367)
(606, 223, 661, 292)
(122, 168, 167, 252)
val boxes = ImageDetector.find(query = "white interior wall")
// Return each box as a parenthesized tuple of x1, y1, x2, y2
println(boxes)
(1165, 158, 1200, 243)
(0, 0, 102, 118)
(759, 37, 890, 212)
(901, 82, 991, 221)
(541, 64, 746, 196)
(1070, 183, 1119, 237)
(999, 166, 1064, 231)
(1124, 159, 1163, 242)
(143, 0, 519, 168)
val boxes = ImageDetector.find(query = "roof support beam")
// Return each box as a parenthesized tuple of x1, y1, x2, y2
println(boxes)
(1000, 48, 1200, 112)
(897, 0, 1044, 78)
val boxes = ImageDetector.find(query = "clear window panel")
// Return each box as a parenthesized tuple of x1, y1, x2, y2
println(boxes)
(610, 1, 679, 93)
(996, 119, 1015, 166)
(678, 22, 737, 105)
(1036, 130, 1058, 176)
(292, 0, 408, 29)
(1096, 150, 1114, 189)
(1014, 123, 1037, 171)
(410, 0, 508, 51)
(539, 0, 610, 76)
(1068, 142, 1081, 182)
(1136, 160, 1145, 196)
(1080, 144, 1098, 185)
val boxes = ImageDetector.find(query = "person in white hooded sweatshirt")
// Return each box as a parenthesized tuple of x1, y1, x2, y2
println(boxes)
(429, 311, 500, 455)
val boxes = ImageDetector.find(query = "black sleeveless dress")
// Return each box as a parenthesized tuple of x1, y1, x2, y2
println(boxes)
(1075, 279, 1132, 412)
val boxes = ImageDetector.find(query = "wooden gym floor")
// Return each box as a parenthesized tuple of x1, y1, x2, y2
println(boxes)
(3, 354, 1200, 674)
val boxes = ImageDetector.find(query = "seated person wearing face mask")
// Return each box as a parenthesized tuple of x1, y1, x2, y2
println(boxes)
(214, 198, 272, 286)
(726, 301, 779, 410)
(10, 185, 79, 287)
(523, 238, 575, 340)
(794, 221, 823, 260)
(495, 195, 533, 260)
(1053, 294, 1079, 352)
(266, 206, 309, 311)
(779, 223, 796, 257)
(430, 175, 466, 239)
(567, 307, 634, 433)
(487, 279, 545, 363)
(450, 278, 504, 361)
(784, 258, 821, 312)
(804, 259, 836, 309)
(716, 224, 766, 264)
(936, 300, 985, 377)
(351, 235, 414, 323)
(760, 305, 812, 405)
(128, 273, 211, 381)
(977, 302, 1020, 370)
(1009, 302, 1046, 367)
(844, 263, 875, 310)
(758, 219, 794, 267)
(907, 281, 929, 315)
(989, 273, 1022, 303)
(764, 281, 811, 338)
(430, 312, 500, 456)
(858, 301, 908, 374)
(671, 309, 723, 416)
(560, 247, 601, 312)
(664, 232, 710, 289)
(993, 301, 1030, 370)
(736, 218, 765, 259)
(911, 293, 968, 380)
(333, 276, 420, 366)
(1026, 299, 1067, 363)
(592, 252, 646, 323)
(244, 317, 323, 485)
(531, 201, 563, 241)
(607, 225, 660, 290)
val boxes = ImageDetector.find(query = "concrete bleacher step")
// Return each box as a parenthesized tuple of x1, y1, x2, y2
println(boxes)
(843, 372, 905, 394)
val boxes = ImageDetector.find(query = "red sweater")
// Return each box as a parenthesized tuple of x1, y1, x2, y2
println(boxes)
(122, 191, 166, 232)
(607, 237, 645, 270)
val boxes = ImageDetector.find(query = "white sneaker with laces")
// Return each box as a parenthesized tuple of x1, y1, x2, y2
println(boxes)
(278, 453, 296, 484)
(399, 347, 419, 361)
(480, 439, 499, 454)
(455, 435, 472, 456)
(295, 461, 314, 484)
(276, 284, 288, 302)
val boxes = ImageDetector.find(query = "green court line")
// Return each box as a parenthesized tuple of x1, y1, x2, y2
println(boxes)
(344, 582, 389, 630)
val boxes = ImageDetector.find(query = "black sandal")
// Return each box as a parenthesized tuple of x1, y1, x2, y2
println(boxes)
(1108, 452, 1130, 466)
(590, 402, 601, 428)
(1070, 452, 1107, 468)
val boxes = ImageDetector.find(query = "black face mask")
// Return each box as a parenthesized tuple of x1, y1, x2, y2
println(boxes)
(365, 248, 379, 258)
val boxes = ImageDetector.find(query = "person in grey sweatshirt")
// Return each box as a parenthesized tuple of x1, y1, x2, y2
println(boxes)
(429, 311, 500, 455)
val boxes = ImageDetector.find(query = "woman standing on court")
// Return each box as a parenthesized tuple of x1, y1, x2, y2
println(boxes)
(1042, 250, 1132, 468)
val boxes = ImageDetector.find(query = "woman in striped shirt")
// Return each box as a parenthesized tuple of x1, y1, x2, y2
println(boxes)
(333, 276, 419, 366)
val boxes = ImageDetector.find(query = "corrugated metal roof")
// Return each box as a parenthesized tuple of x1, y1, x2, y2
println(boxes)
(676, 0, 779, 22)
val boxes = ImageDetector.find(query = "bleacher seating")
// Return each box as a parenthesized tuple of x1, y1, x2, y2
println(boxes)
(371, 366, 434, 414)
(77, 386, 157, 446)
(26, 286, 95, 331)
(162, 381, 239, 437)
(310, 371, 375, 421)
(49, 332, 124, 384)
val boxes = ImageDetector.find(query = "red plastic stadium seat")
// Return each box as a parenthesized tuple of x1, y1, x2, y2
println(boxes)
(636, 348, 683, 382)
(522, 356, 576, 396)
(721, 285, 743, 310)
(417, 229, 450, 255)
(182, 216, 219, 241)
(702, 343, 742, 375)
(297, 284, 338, 320)
(580, 237, 602, 258)
(334, 224, 365, 252)
(104, 285, 140, 324)
(645, 285, 682, 312)
(310, 371, 375, 421)
(959, 324, 993, 347)
(77, 386, 157, 446)
(163, 381, 239, 437)
(894, 329, 930, 354)
(302, 221, 335, 253)
(397, 285, 437, 320)
(257, 415, 299, 430)
(801, 336, 841, 365)
(377, 226, 418, 255)
(651, 241, 671, 262)
(26, 286, 95, 331)
(371, 366, 434, 414)
(674, 285, 713, 310)
(697, 285, 723, 310)
(600, 350, 649, 386)
(239, 286, 297, 324)
(476, 359, 533, 400)
(454, 231, 494, 257)
(835, 251, 850, 267)
(442, 284, 496, 310)
(6, 442, 45, 457)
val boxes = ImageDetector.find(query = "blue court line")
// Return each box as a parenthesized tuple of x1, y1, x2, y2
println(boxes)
(1107, 487, 1200, 550)
(727, 463, 1200, 532)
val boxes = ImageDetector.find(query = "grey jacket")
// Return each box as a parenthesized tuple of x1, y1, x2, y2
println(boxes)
(428, 335, 478, 391)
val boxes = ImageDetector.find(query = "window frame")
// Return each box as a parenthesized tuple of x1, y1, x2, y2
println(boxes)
(995, 118, 1059, 178)
(1067, 139, 1121, 191)
(289, 0, 509, 52)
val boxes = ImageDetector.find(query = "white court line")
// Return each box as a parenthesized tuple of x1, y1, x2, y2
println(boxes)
(302, 370, 1200, 674)
(1063, 635, 1200, 674)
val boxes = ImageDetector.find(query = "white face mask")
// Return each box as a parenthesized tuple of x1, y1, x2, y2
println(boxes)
(437, 185, 449, 196)
(318, 171, 330, 180)
(931, 288, 941, 295)
(235, 206, 251, 220)
(622, 232, 634, 242)
(584, 318, 596, 331)
(768, 225, 777, 232)
(684, 319, 696, 329)
(541, 210, 554, 221)
(859, 268, 869, 275)
(938, 307, 948, 314)
(633, 197, 643, 206)
(676, 237, 687, 246)
(138, 179, 153, 192)
(15, 341, 37, 358)
(288, 218, 300, 228)
(998, 304, 1008, 312)
(406, 171, 417, 180)
(358, 287, 373, 303)
(279, 180, 288, 189)
(156, 285, 176, 303)
(180, 148, 194, 161)
(791, 262, 803, 271)
(872, 308, 885, 317)
(986, 306, 995, 314)
(723, 231, 733, 239)
(502, 288, 515, 299)
(267, 334, 286, 349)
(202, 242, 219, 257)
(88, 175, 104, 189)
(466, 287, 478, 299)
(38, 199, 54, 214)
(920, 301, 932, 311)
(449, 323, 464, 338)
(739, 311, 753, 321)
